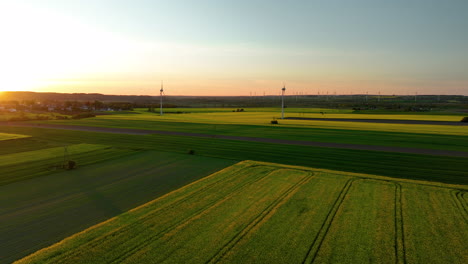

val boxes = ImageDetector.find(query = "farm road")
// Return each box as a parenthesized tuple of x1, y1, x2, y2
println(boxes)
(4, 122, 468, 158)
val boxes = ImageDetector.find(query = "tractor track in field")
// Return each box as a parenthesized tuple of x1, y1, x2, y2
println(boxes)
(206, 170, 314, 264)
(4, 122, 468, 158)
(394, 182, 407, 264)
(450, 190, 468, 223)
(301, 178, 356, 264)
(56, 164, 274, 263)
(107, 166, 281, 263)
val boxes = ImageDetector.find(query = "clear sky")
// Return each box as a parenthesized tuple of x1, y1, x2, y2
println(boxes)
(1, 0, 467, 96)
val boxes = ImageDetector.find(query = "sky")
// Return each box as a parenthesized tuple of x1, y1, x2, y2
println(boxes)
(0, 0, 467, 96)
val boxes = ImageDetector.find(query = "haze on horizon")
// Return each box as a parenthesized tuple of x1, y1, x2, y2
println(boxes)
(1, 0, 467, 96)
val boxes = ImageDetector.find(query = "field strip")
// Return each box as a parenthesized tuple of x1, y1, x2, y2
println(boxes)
(35, 161, 257, 263)
(301, 178, 355, 264)
(285, 117, 468, 126)
(0, 132, 30, 141)
(252, 160, 468, 191)
(402, 185, 468, 263)
(0, 145, 132, 186)
(105, 167, 280, 264)
(13, 161, 468, 264)
(394, 182, 407, 264)
(309, 178, 400, 263)
(0, 143, 110, 167)
(53, 165, 278, 264)
(207, 170, 314, 263)
(47, 165, 268, 262)
(139, 168, 315, 263)
(5, 122, 468, 157)
(450, 190, 468, 223)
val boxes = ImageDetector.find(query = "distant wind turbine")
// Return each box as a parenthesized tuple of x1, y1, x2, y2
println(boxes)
(160, 81, 164, 116)
(281, 83, 286, 119)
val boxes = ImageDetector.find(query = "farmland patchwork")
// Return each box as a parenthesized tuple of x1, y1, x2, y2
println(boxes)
(16, 161, 468, 264)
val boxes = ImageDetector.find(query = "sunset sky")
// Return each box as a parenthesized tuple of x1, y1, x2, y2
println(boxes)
(1, 0, 467, 96)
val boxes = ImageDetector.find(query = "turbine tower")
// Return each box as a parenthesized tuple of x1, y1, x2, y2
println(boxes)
(160, 81, 164, 116)
(281, 83, 286, 119)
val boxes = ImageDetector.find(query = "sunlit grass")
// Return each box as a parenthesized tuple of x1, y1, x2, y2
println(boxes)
(0, 132, 30, 141)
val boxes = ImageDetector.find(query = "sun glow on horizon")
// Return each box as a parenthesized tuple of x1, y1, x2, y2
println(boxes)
(1, 1, 467, 96)
(0, 2, 147, 93)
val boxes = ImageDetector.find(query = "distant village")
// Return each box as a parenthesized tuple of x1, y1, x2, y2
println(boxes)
(0, 92, 466, 117)
(0, 100, 133, 114)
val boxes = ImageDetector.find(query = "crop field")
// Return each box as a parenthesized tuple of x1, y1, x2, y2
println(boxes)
(0, 150, 235, 263)
(46, 108, 467, 130)
(0, 143, 134, 186)
(32, 109, 468, 151)
(1, 107, 467, 263)
(16, 161, 467, 264)
(0, 132, 29, 141)
(0, 125, 466, 185)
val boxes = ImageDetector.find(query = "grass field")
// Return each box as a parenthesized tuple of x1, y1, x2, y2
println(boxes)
(16, 161, 467, 264)
(0, 150, 235, 263)
(0, 132, 29, 141)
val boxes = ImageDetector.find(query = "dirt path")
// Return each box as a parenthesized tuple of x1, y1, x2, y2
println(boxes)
(285, 117, 468, 126)
(3, 122, 468, 158)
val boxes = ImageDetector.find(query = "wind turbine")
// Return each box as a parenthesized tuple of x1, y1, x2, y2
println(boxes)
(281, 83, 286, 119)
(160, 81, 164, 116)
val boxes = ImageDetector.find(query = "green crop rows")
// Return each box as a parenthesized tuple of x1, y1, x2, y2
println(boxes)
(38, 109, 468, 151)
(16, 161, 467, 264)
(0, 126, 466, 185)
(0, 150, 234, 263)
(1, 108, 467, 263)
(0, 143, 134, 186)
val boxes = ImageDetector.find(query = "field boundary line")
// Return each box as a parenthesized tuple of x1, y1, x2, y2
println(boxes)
(301, 177, 356, 264)
(394, 182, 407, 264)
(206, 170, 314, 264)
(450, 190, 468, 223)
(106, 167, 281, 264)
(252, 160, 468, 191)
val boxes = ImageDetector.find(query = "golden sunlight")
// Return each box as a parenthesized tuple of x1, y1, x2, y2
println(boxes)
(0, 2, 138, 92)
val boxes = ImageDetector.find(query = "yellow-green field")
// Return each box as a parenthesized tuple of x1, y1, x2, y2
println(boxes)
(0, 132, 29, 141)
(42, 108, 468, 136)
(16, 161, 467, 264)
(0, 143, 108, 167)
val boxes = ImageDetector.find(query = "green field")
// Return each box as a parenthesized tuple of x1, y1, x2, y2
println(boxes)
(0, 132, 29, 141)
(0, 143, 135, 186)
(16, 161, 467, 264)
(1, 108, 467, 263)
(35, 109, 468, 152)
(1, 126, 466, 185)
(0, 150, 235, 263)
